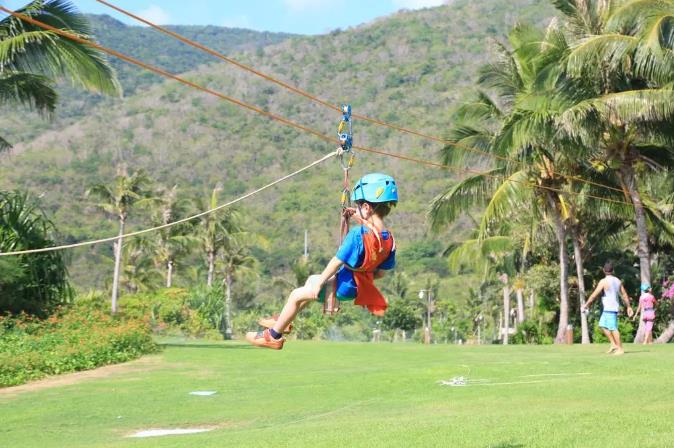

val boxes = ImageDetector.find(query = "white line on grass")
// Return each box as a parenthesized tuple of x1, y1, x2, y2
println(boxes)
(520, 373, 591, 378)
(189, 391, 217, 396)
(127, 428, 214, 438)
(469, 380, 551, 386)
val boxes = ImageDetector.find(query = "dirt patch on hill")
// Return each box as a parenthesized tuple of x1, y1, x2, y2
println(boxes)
(0, 355, 165, 398)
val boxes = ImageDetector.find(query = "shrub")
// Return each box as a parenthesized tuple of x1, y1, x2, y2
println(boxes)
(511, 320, 542, 344)
(0, 304, 157, 387)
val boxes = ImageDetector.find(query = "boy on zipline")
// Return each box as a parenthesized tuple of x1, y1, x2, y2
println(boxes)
(582, 262, 634, 355)
(246, 173, 398, 350)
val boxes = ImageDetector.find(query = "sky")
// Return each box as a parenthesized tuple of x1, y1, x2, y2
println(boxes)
(1, 0, 450, 34)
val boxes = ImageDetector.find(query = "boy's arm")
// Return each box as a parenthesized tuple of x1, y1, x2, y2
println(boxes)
(307, 256, 344, 298)
(583, 280, 605, 309)
(620, 284, 634, 317)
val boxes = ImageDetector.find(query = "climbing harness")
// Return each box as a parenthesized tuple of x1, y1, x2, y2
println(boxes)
(324, 105, 355, 316)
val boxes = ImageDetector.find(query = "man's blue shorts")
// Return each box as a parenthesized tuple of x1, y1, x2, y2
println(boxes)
(599, 311, 618, 331)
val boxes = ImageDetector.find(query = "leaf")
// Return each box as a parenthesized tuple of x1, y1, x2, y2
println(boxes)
(427, 168, 506, 232)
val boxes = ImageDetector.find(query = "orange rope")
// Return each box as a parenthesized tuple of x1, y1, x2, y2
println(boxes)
(0, 6, 633, 209)
(95, 0, 625, 196)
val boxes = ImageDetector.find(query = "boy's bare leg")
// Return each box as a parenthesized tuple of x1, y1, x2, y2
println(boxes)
(271, 275, 329, 335)
(272, 286, 315, 335)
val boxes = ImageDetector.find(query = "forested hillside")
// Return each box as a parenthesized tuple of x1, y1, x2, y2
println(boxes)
(2, 14, 294, 145)
(0, 0, 556, 290)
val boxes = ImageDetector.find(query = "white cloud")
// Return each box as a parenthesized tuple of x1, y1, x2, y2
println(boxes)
(393, 0, 449, 10)
(283, 0, 330, 12)
(136, 5, 171, 25)
(222, 15, 251, 29)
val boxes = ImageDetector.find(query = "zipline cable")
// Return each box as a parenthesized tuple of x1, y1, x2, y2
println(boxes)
(0, 151, 338, 256)
(95, 0, 625, 196)
(0, 7, 638, 240)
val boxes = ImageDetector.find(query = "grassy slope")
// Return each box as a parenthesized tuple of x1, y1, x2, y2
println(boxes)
(1, 341, 673, 447)
(0, 0, 556, 290)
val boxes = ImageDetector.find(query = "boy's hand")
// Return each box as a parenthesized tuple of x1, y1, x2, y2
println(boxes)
(343, 207, 356, 219)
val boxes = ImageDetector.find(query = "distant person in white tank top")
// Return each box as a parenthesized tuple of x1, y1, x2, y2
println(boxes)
(582, 262, 634, 355)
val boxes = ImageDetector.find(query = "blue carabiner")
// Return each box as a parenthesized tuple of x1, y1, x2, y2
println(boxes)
(337, 103, 353, 152)
(341, 104, 352, 122)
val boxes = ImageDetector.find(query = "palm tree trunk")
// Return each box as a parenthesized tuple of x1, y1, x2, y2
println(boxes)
(224, 272, 233, 340)
(619, 162, 650, 343)
(503, 285, 510, 344)
(166, 260, 173, 288)
(516, 288, 525, 324)
(620, 163, 651, 284)
(657, 323, 674, 343)
(547, 193, 570, 344)
(111, 217, 125, 314)
(571, 227, 590, 344)
(207, 250, 215, 287)
(499, 273, 510, 344)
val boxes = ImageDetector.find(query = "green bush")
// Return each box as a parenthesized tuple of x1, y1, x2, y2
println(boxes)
(0, 303, 157, 387)
(511, 320, 543, 344)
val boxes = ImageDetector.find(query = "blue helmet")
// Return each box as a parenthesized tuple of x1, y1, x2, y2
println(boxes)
(351, 173, 398, 203)
(641, 283, 652, 292)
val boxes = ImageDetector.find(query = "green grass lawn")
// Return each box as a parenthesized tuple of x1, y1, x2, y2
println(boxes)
(2, 340, 673, 447)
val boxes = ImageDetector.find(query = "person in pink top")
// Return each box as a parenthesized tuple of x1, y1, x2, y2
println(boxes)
(634, 283, 657, 344)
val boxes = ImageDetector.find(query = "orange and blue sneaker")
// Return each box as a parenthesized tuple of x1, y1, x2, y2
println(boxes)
(257, 315, 293, 334)
(245, 329, 284, 350)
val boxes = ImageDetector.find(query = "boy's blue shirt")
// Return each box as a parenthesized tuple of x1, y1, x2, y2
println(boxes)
(334, 225, 395, 298)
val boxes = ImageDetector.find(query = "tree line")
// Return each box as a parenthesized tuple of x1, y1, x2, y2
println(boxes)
(429, 0, 674, 344)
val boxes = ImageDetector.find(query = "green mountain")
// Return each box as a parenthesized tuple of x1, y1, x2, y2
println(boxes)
(0, 0, 556, 290)
(2, 14, 294, 146)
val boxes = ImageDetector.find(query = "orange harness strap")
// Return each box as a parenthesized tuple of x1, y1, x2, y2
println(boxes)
(350, 229, 394, 316)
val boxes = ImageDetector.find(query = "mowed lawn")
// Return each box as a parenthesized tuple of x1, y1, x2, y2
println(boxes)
(2, 340, 673, 447)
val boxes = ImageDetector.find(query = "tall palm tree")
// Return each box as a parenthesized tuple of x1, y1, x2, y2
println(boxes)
(119, 236, 162, 293)
(0, 0, 120, 151)
(446, 234, 519, 344)
(87, 167, 152, 313)
(150, 185, 196, 287)
(553, 0, 674, 340)
(430, 23, 595, 343)
(219, 238, 256, 339)
(195, 185, 241, 287)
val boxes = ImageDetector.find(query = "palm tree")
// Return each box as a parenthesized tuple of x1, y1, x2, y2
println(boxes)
(0, 0, 120, 151)
(446, 230, 525, 344)
(119, 236, 162, 293)
(429, 23, 592, 343)
(150, 185, 197, 287)
(195, 185, 241, 287)
(553, 0, 674, 340)
(219, 237, 257, 339)
(87, 167, 152, 313)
